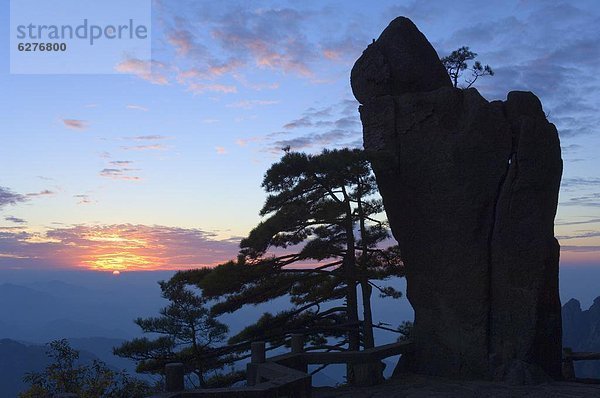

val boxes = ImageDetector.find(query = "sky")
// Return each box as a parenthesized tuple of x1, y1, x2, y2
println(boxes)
(1, 0, 600, 273)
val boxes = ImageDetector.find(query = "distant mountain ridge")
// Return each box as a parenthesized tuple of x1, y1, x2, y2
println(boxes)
(562, 296, 600, 379)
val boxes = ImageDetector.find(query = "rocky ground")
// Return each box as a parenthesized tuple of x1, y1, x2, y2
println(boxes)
(313, 374, 600, 397)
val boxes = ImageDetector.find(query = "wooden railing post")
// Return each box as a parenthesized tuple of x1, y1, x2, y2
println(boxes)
(165, 362, 184, 392)
(247, 341, 266, 386)
(290, 334, 307, 373)
(562, 348, 576, 381)
(251, 341, 266, 363)
(291, 334, 304, 354)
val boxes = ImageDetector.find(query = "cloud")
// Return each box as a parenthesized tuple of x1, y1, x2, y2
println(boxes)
(62, 119, 88, 130)
(282, 105, 337, 130)
(321, 36, 368, 63)
(115, 58, 169, 85)
(227, 99, 279, 109)
(186, 83, 237, 94)
(167, 26, 205, 57)
(121, 144, 167, 151)
(556, 218, 600, 226)
(431, 2, 600, 143)
(263, 99, 361, 153)
(100, 160, 140, 181)
(131, 135, 168, 141)
(235, 137, 260, 147)
(26, 190, 55, 198)
(74, 194, 92, 205)
(334, 116, 360, 130)
(561, 245, 600, 253)
(99, 168, 141, 181)
(4, 216, 26, 224)
(557, 231, 600, 240)
(271, 128, 359, 153)
(121, 5, 368, 94)
(562, 178, 600, 188)
(109, 160, 133, 167)
(0, 224, 240, 271)
(0, 187, 27, 210)
(209, 7, 315, 77)
(284, 116, 313, 130)
(126, 104, 149, 112)
(560, 193, 600, 208)
(157, 5, 323, 86)
(233, 74, 279, 90)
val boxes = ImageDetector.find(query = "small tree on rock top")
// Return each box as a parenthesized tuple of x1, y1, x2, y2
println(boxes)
(441, 46, 494, 88)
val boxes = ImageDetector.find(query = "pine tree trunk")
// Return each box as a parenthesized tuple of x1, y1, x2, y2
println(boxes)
(361, 280, 375, 349)
(356, 179, 375, 349)
(342, 187, 360, 385)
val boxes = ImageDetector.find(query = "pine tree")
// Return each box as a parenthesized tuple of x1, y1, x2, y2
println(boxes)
(441, 46, 494, 88)
(177, 148, 404, 384)
(114, 279, 243, 388)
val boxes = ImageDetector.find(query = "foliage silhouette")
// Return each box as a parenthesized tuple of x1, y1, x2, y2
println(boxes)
(20, 339, 154, 398)
(114, 280, 243, 388)
(441, 46, 494, 88)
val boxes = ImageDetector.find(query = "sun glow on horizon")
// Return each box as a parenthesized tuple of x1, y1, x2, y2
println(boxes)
(49, 224, 239, 272)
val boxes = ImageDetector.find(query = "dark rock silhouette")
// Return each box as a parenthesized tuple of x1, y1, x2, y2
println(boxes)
(351, 17, 451, 104)
(562, 297, 600, 378)
(351, 17, 563, 382)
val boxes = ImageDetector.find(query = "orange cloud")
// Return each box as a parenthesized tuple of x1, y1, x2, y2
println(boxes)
(0, 224, 240, 272)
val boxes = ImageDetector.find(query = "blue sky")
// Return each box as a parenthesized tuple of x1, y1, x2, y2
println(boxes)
(1, 0, 599, 271)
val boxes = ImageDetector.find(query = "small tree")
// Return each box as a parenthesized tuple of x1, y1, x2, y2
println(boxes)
(20, 339, 154, 398)
(114, 280, 243, 388)
(441, 46, 494, 88)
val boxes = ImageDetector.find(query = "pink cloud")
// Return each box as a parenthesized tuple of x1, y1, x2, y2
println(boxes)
(99, 168, 141, 181)
(235, 137, 260, 147)
(209, 8, 316, 77)
(321, 36, 367, 63)
(131, 135, 168, 141)
(167, 28, 198, 56)
(62, 119, 88, 130)
(115, 58, 169, 85)
(233, 74, 280, 90)
(227, 99, 279, 109)
(323, 49, 341, 60)
(121, 144, 167, 151)
(187, 83, 237, 94)
(126, 104, 149, 112)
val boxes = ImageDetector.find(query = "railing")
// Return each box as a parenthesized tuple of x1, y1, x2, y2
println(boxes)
(149, 335, 414, 398)
(562, 348, 600, 383)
